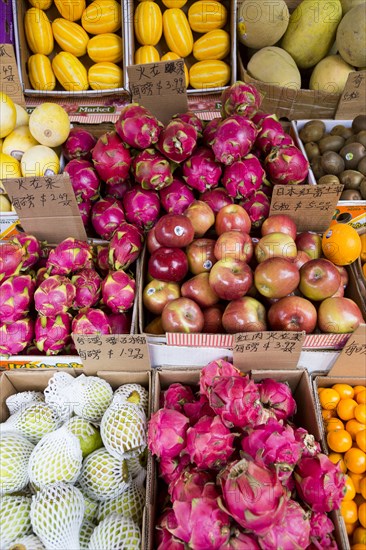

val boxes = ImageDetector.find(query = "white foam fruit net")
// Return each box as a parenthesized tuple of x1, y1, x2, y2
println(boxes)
(44, 372, 75, 422)
(72, 375, 113, 423)
(79, 519, 95, 550)
(0, 432, 34, 495)
(1, 403, 62, 444)
(64, 417, 103, 459)
(0, 495, 32, 549)
(78, 448, 130, 502)
(6, 391, 44, 415)
(30, 482, 85, 550)
(113, 384, 149, 415)
(7, 534, 46, 550)
(75, 484, 99, 523)
(126, 451, 148, 487)
(88, 513, 141, 550)
(97, 481, 146, 525)
(100, 397, 147, 460)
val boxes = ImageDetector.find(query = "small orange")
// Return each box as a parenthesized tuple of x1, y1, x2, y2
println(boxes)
(333, 383, 355, 399)
(341, 500, 359, 523)
(350, 473, 365, 493)
(363, 262, 366, 278)
(322, 408, 337, 421)
(357, 391, 366, 405)
(327, 428, 353, 453)
(347, 521, 359, 535)
(357, 431, 366, 453)
(328, 452, 347, 473)
(337, 398, 359, 421)
(345, 447, 366, 474)
(354, 526, 366, 545)
(355, 386, 366, 397)
(344, 475, 357, 501)
(322, 223, 362, 266)
(318, 387, 325, 394)
(360, 233, 366, 263)
(360, 477, 366, 500)
(355, 404, 366, 424)
(360, 502, 366, 528)
(325, 417, 344, 432)
(351, 544, 366, 550)
(347, 420, 366, 440)
(319, 388, 341, 410)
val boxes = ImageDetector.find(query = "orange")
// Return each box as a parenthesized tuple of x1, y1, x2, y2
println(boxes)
(351, 544, 366, 550)
(345, 448, 366, 474)
(327, 428, 353, 453)
(360, 477, 366, 500)
(360, 502, 366, 528)
(363, 263, 366, 278)
(319, 388, 341, 410)
(348, 420, 366, 440)
(325, 417, 345, 432)
(357, 431, 366, 453)
(355, 404, 366, 424)
(318, 387, 325, 394)
(357, 391, 366, 405)
(355, 386, 366, 397)
(322, 408, 337, 421)
(341, 500, 359, 523)
(328, 452, 347, 473)
(344, 475, 357, 501)
(350, 473, 365, 493)
(354, 527, 366, 545)
(338, 398, 359, 421)
(333, 383, 355, 399)
(360, 233, 366, 263)
(322, 223, 362, 266)
(347, 521, 359, 535)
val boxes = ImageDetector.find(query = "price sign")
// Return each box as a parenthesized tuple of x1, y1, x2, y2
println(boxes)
(336, 71, 366, 120)
(0, 43, 25, 107)
(329, 325, 366, 377)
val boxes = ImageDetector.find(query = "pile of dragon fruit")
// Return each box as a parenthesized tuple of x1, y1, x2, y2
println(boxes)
(148, 360, 346, 549)
(0, 232, 141, 356)
(62, 81, 309, 236)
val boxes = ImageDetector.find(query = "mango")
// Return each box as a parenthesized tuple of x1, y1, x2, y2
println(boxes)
(247, 46, 301, 89)
(310, 54, 355, 94)
(336, 4, 366, 67)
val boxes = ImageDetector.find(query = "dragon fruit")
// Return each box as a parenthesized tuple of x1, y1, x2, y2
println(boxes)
(182, 146, 222, 192)
(62, 127, 96, 160)
(212, 116, 257, 165)
(0, 274, 35, 323)
(101, 270, 136, 313)
(156, 510, 186, 550)
(264, 144, 309, 185)
(172, 112, 204, 137)
(220, 530, 260, 549)
(108, 222, 144, 270)
(293, 426, 321, 457)
(309, 512, 337, 549)
(240, 190, 271, 228)
(294, 453, 346, 513)
(72, 308, 112, 335)
(258, 499, 311, 550)
(64, 159, 100, 202)
(132, 148, 174, 191)
(200, 187, 233, 213)
(258, 378, 297, 421)
(123, 185, 161, 231)
(0, 241, 24, 283)
(159, 177, 195, 215)
(157, 120, 197, 163)
(34, 275, 76, 316)
(163, 383, 195, 412)
(183, 395, 215, 424)
(91, 197, 125, 240)
(105, 179, 131, 200)
(200, 359, 242, 397)
(186, 415, 236, 470)
(71, 268, 102, 309)
(252, 111, 267, 125)
(107, 312, 131, 334)
(92, 131, 132, 185)
(115, 103, 163, 149)
(95, 246, 109, 274)
(78, 200, 92, 226)
(218, 457, 288, 535)
(222, 155, 266, 199)
(202, 117, 221, 146)
(148, 409, 189, 459)
(169, 467, 215, 502)
(34, 313, 71, 355)
(255, 115, 293, 156)
(0, 317, 34, 355)
(159, 454, 190, 485)
(220, 81, 261, 119)
(11, 234, 41, 269)
(46, 238, 92, 275)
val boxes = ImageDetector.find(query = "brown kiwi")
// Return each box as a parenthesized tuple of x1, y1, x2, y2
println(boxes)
(340, 189, 362, 200)
(344, 135, 359, 146)
(318, 174, 341, 186)
(299, 120, 326, 143)
(318, 135, 345, 154)
(356, 131, 366, 148)
(357, 156, 366, 176)
(311, 156, 326, 180)
(330, 125, 353, 140)
(340, 143, 366, 169)
(304, 142, 320, 161)
(320, 151, 345, 175)
(352, 114, 366, 134)
(339, 170, 364, 190)
(360, 177, 366, 199)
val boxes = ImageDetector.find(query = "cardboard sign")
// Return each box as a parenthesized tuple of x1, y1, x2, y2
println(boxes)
(72, 334, 151, 374)
(0, 43, 25, 107)
(127, 60, 188, 125)
(233, 331, 305, 371)
(328, 325, 366, 377)
(269, 183, 344, 232)
(335, 71, 366, 120)
(2, 173, 87, 243)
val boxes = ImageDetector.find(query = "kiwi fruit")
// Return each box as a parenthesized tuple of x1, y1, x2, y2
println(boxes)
(320, 151, 345, 175)
(318, 135, 345, 154)
(352, 114, 366, 134)
(329, 126, 353, 140)
(318, 175, 341, 186)
(344, 135, 359, 146)
(304, 142, 320, 160)
(357, 156, 366, 176)
(311, 156, 326, 180)
(360, 177, 366, 199)
(339, 170, 364, 190)
(340, 143, 366, 169)
(356, 131, 366, 148)
(340, 189, 362, 200)
(299, 120, 326, 143)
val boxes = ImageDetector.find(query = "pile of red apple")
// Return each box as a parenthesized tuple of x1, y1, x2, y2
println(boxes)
(143, 204, 364, 334)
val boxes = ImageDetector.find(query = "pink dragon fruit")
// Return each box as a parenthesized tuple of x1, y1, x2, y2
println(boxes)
(202, 117, 221, 147)
(172, 112, 204, 137)
(200, 187, 233, 213)
(0, 317, 34, 355)
(0, 274, 35, 323)
(115, 103, 163, 149)
(200, 359, 242, 398)
(0, 241, 24, 283)
(159, 453, 190, 485)
(309, 512, 337, 549)
(293, 426, 321, 457)
(34, 313, 71, 355)
(92, 131, 132, 185)
(240, 190, 271, 228)
(255, 115, 294, 156)
(78, 200, 92, 226)
(95, 246, 109, 274)
(34, 275, 76, 316)
(71, 308, 112, 334)
(258, 378, 297, 421)
(64, 159, 100, 202)
(208, 375, 265, 428)
(186, 415, 237, 470)
(123, 185, 161, 231)
(11, 234, 41, 269)
(219, 530, 260, 549)
(62, 127, 96, 160)
(101, 270, 135, 313)
(258, 499, 311, 550)
(264, 144, 309, 185)
(156, 510, 186, 550)
(71, 268, 102, 308)
(220, 81, 261, 119)
(108, 222, 144, 270)
(132, 148, 174, 191)
(157, 120, 197, 163)
(222, 155, 266, 199)
(212, 116, 258, 165)
(159, 177, 195, 215)
(105, 179, 131, 200)
(91, 197, 125, 240)
(169, 467, 215, 502)
(252, 111, 268, 125)
(163, 383, 195, 412)
(46, 238, 92, 275)
(148, 408, 189, 459)
(218, 457, 288, 535)
(182, 146, 222, 192)
(183, 395, 215, 424)
(294, 453, 346, 513)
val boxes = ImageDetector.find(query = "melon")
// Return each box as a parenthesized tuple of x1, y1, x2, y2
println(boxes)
(336, 4, 366, 67)
(237, 0, 289, 48)
(29, 103, 70, 147)
(247, 46, 301, 89)
(310, 55, 355, 94)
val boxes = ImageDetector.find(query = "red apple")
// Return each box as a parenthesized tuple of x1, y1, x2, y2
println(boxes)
(181, 272, 219, 308)
(186, 238, 217, 275)
(268, 296, 317, 333)
(292, 250, 312, 270)
(261, 214, 297, 240)
(161, 297, 204, 333)
(318, 297, 364, 333)
(184, 200, 215, 237)
(254, 257, 300, 299)
(255, 232, 297, 263)
(208, 258, 253, 301)
(222, 296, 267, 333)
(144, 316, 164, 334)
(331, 283, 345, 297)
(202, 304, 225, 333)
(295, 231, 322, 260)
(143, 279, 181, 315)
(147, 226, 162, 254)
(299, 259, 341, 301)
(215, 204, 251, 235)
(154, 213, 194, 248)
(214, 231, 254, 263)
(148, 247, 188, 282)
(335, 265, 349, 288)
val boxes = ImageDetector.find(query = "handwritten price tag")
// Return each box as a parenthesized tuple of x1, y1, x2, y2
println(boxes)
(233, 331, 305, 371)
(336, 71, 366, 120)
(0, 43, 25, 107)
(329, 325, 366, 377)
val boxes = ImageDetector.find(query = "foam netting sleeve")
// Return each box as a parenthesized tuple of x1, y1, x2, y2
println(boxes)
(0, 432, 34, 495)
(88, 513, 141, 550)
(30, 482, 85, 550)
(72, 375, 113, 423)
(28, 426, 83, 488)
(113, 384, 149, 415)
(0, 495, 32, 549)
(44, 372, 75, 421)
(1, 402, 63, 444)
(6, 391, 45, 415)
(7, 534, 46, 550)
(75, 483, 99, 523)
(97, 481, 146, 525)
(79, 519, 95, 550)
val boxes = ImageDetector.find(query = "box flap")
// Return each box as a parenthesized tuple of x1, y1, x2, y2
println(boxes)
(0, 43, 25, 107)
(335, 71, 366, 120)
(327, 324, 366, 377)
